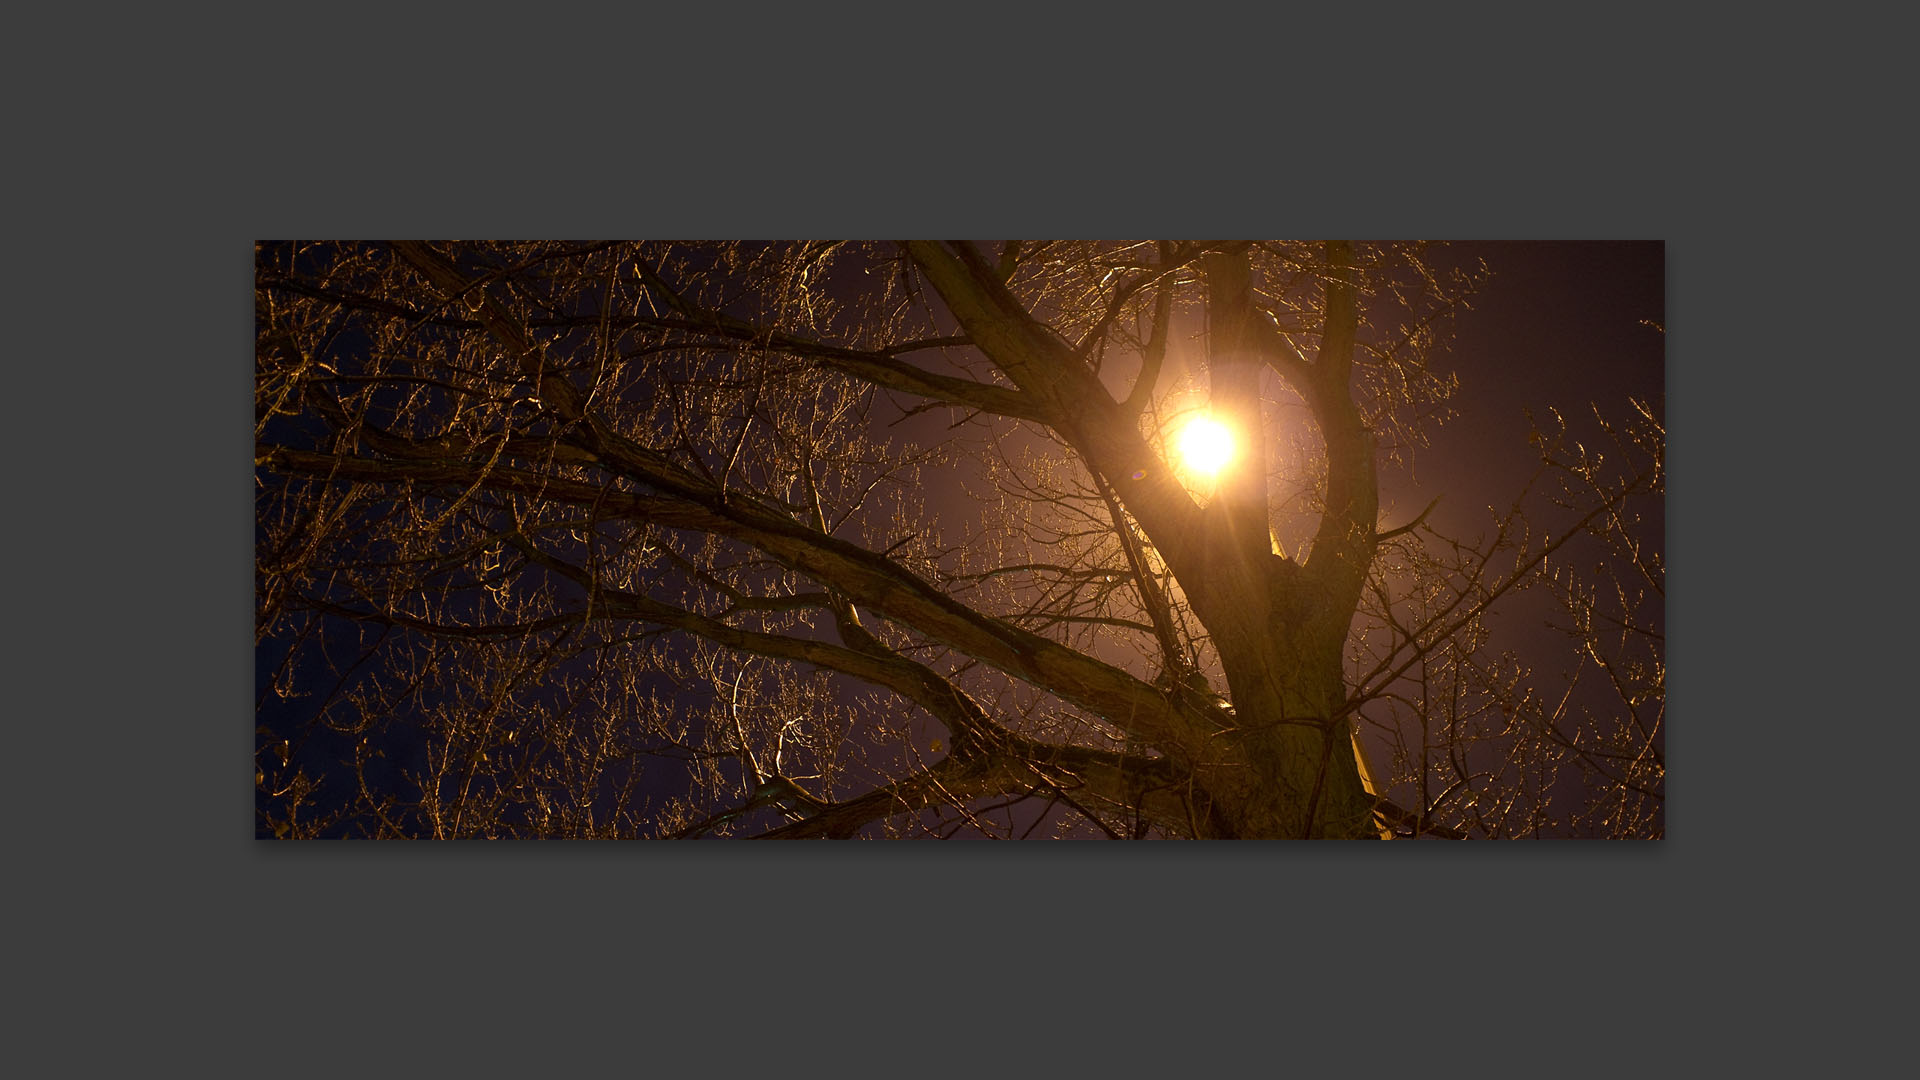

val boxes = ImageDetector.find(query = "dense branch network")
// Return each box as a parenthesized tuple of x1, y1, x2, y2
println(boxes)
(255, 240, 1661, 838)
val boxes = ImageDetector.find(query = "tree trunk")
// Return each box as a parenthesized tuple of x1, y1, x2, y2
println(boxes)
(1187, 244, 1379, 838)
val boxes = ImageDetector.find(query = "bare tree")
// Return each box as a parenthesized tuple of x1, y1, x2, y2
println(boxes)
(255, 240, 1662, 838)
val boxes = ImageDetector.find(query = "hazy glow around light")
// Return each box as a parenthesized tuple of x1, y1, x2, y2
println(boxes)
(1177, 415, 1235, 476)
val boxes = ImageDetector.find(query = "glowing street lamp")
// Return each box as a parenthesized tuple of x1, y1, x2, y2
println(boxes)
(1176, 414, 1235, 478)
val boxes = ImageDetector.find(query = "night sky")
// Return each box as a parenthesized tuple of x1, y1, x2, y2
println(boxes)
(1379, 242, 1664, 833)
(1416, 242, 1663, 518)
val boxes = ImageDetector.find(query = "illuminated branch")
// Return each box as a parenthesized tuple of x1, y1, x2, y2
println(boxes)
(263, 435, 1211, 766)
(1121, 246, 1177, 415)
(1201, 248, 1274, 573)
(1297, 242, 1378, 605)
(1093, 473, 1189, 679)
(903, 242, 1214, 593)
(381, 244, 1224, 766)
(475, 542, 1198, 838)
(626, 256, 1043, 423)
(1375, 495, 1443, 541)
(754, 735, 1197, 839)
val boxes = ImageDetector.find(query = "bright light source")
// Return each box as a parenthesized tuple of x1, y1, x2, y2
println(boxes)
(1177, 415, 1235, 476)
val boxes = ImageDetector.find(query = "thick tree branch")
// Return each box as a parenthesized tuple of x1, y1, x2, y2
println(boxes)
(1376, 495, 1442, 541)
(1299, 240, 1378, 607)
(263, 441, 1214, 767)
(903, 241, 1216, 596)
(1122, 251, 1177, 415)
(753, 735, 1194, 839)
(627, 255, 1042, 423)
(1202, 249, 1275, 572)
(1093, 474, 1188, 679)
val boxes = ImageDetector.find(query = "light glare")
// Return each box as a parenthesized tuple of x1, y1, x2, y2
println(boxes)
(1178, 416, 1235, 475)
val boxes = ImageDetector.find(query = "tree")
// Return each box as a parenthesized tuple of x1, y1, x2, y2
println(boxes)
(255, 240, 1662, 839)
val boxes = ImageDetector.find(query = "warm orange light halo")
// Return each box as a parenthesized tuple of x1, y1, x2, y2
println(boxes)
(1176, 415, 1235, 476)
